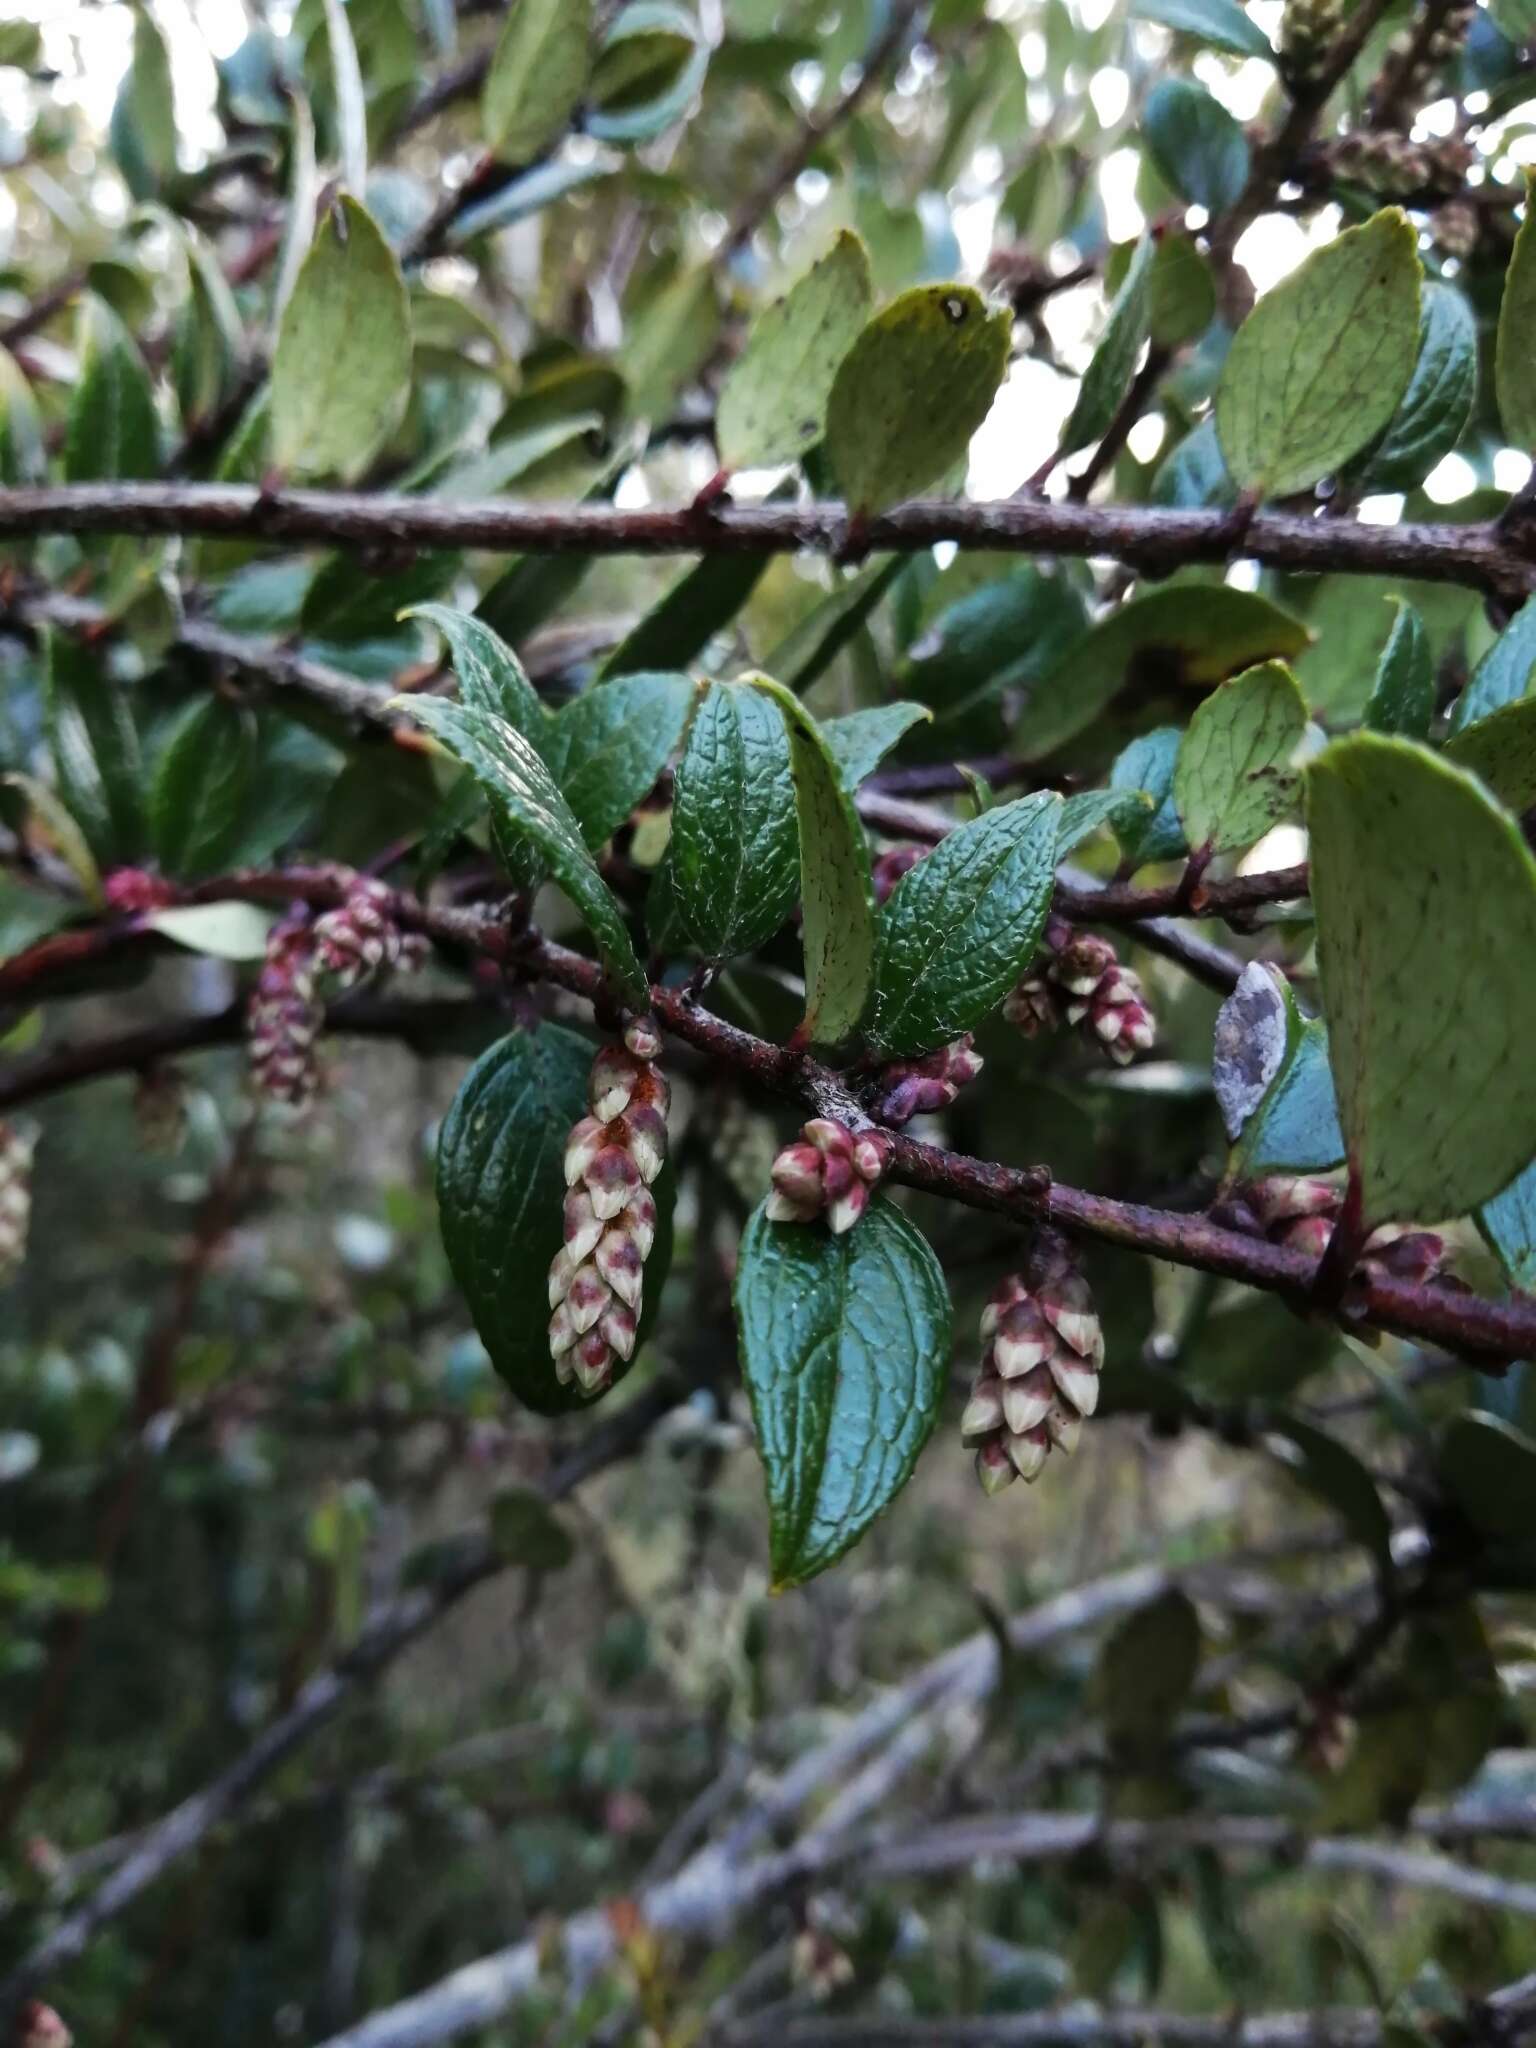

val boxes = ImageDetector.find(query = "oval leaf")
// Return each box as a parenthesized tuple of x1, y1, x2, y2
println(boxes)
(540, 671, 694, 850)
(826, 284, 1011, 517)
(669, 680, 800, 961)
(1354, 280, 1477, 494)
(270, 196, 412, 483)
(1216, 208, 1421, 500)
(1061, 235, 1153, 458)
(1129, 0, 1273, 57)
(483, 0, 591, 161)
(869, 791, 1062, 1057)
(1497, 171, 1536, 455)
(1144, 79, 1250, 217)
(734, 1196, 952, 1588)
(751, 676, 877, 1044)
(65, 295, 159, 483)
(1443, 696, 1536, 815)
(716, 230, 873, 472)
(1309, 734, 1536, 1224)
(150, 697, 257, 877)
(1174, 659, 1306, 855)
(1364, 600, 1433, 738)
(1449, 594, 1536, 733)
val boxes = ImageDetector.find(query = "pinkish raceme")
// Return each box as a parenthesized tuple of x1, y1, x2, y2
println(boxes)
(872, 1036, 983, 1126)
(961, 1230, 1103, 1493)
(766, 1117, 894, 1235)
(1003, 923, 1155, 1066)
(871, 843, 928, 905)
(1215, 1176, 1450, 1288)
(0, 1120, 36, 1280)
(548, 1017, 669, 1400)
(312, 876, 429, 989)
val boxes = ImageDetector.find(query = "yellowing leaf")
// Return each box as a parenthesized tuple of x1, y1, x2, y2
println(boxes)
(1309, 734, 1536, 1225)
(483, 0, 593, 163)
(716, 230, 873, 472)
(825, 284, 1011, 517)
(269, 196, 412, 483)
(1216, 209, 1421, 500)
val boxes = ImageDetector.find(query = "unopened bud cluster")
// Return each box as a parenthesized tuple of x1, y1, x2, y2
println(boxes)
(0, 1120, 36, 1281)
(767, 1117, 893, 1234)
(1280, 0, 1347, 80)
(246, 875, 425, 1108)
(549, 1018, 669, 1399)
(1215, 1176, 1451, 1288)
(962, 1231, 1103, 1494)
(1320, 130, 1471, 197)
(1003, 925, 1155, 1066)
(873, 1036, 983, 1126)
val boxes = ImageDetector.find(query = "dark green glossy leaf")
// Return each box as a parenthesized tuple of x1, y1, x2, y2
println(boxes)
(869, 791, 1061, 1056)
(734, 1196, 952, 1588)
(1364, 601, 1433, 738)
(753, 676, 877, 1044)
(1439, 1411, 1536, 1541)
(1310, 735, 1536, 1224)
(900, 566, 1089, 735)
(820, 703, 931, 789)
(1110, 727, 1189, 867)
(1497, 170, 1536, 453)
(540, 671, 694, 848)
(765, 555, 908, 694)
(1056, 787, 1151, 856)
(1449, 596, 1536, 733)
(1129, 0, 1272, 57)
(149, 697, 258, 877)
(1144, 79, 1249, 216)
(0, 346, 43, 486)
(669, 681, 799, 960)
(302, 554, 459, 644)
(401, 697, 647, 1005)
(1353, 282, 1477, 494)
(599, 552, 770, 679)
(109, 3, 177, 199)
(437, 1026, 672, 1415)
(1061, 234, 1153, 457)
(1152, 416, 1235, 511)
(410, 603, 547, 736)
(44, 628, 144, 864)
(64, 295, 159, 482)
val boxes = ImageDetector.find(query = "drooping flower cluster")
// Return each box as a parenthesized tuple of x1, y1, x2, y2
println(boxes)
(1216, 1176, 1451, 1290)
(246, 875, 426, 1108)
(766, 1117, 894, 1235)
(1003, 925, 1156, 1067)
(0, 1120, 37, 1281)
(962, 1232, 1103, 1494)
(1279, 0, 1348, 81)
(873, 1035, 984, 1126)
(549, 1018, 669, 1399)
(871, 843, 927, 904)
(1318, 130, 1472, 198)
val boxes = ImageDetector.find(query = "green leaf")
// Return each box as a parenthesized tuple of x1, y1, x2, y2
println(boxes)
(1309, 734, 1536, 1224)
(1480, 1158, 1536, 1291)
(1092, 1589, 1201, 1748)
(1060, 235, 1153, 458)
(900, 566, 1089, 740)
(400, 697, 648, 1006)
(270, 197, 412, 483)
(1234, 1015, 1345, 1177)
(1174, 659, 1306, 855)
(3, 773, 103, 905)
(669, 681, 800, 960)
(483, 0, 592, 162)
(1129, 0, 1272, 57)
(1013, 584, 1309, 758)
(734, 1195, 952, 1588)
(1143, 231, 1217, 350)
(585, 0, 708, 144)
(302, 553, 459, 644)
(1216, 209, 1421, 500)
(1056, 788, 1152, 858)
(64, 296, 159, 483)
(437, 1026, 672, 1414)
(408, 603, 547, 737)
(1364, 601, 1433, 738)
(540, 672, 694, 849)
(109, 3, 177, 199)
(1497, 172, 1536, 453)
(1153, 415, 1235, 510)
(622, 265, 719, 423)
(869, 791, 1061, 1056)
(1352, 282, 1477, 495)
(598, 552, 770, 679)
(1264, 1412, 1394, 1584)
(44, 628, 145, 864)
(825, 284, 1011, 517)
(149, 697, 258, 877)
(0, 877, 73, 964)
(1110, 728, 1188, 868)
(820, 703, 932, 790)
(716, 230, 873, 471)
(1443, 696, 1536, 815)
(763, 555, 908, 694)
(1448, 595, 1536, 733)
(489, 1487, 575, 1573)
(0, 345, 43, 485)
(751, 676, 877, 1044)
(1144, 80, 1249, 217)
(145, 901, 275, 960)
(1439, 1412, 1536, 1541)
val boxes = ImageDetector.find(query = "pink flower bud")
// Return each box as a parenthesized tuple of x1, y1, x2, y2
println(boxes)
(1051, 932, 1118, 996)
(564, 1116, 606, 1187)
(585, 1145, 643, 1219)
(549, 1299, 579, 1358)
(993, 1297, 1055, 1377)
(1007, 1427, 1051, 1483)
(1038, 1271, 1099, 1358)
(961, 1376, 1007, 1437)
(771, 1141, 825, 1209)
(565, 1262, 612, 1334)
(766, 1187, 821, 1223)
(1281, 1214, 1335, 1262)
(1003, 975, 1058, 1036)
(1047, 1405, 1082, 1455)
(980, 1274, 1028, 1341)
(616, 1102, 667, 1184)
(852, 1129, 895, 1182)
(1363, 1228, 1446, 1285)
(1048, 1351, 1100, 1417)
(600, 1299, 637, 1361)
(805, 1118, 854, 1162)
(623, 1015, 662, 1061)
(563, 1187, 605, 1264)
(104, 867, 176, 913)
(548, 1244, 578, 1308)
(1253, 1177, 1341, 1229)
(975, 1439, 1017, 1495)
(595, 1228, 644, 1308)
(821, 1149, 857, 1201)
(571, 1332, 614, 1396)
(589, 1046, 644, 1122)
(827, 1179, 869, 1236)
(1002, 1366, 1056, 1436)
(622, 1187, 658, 1259)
